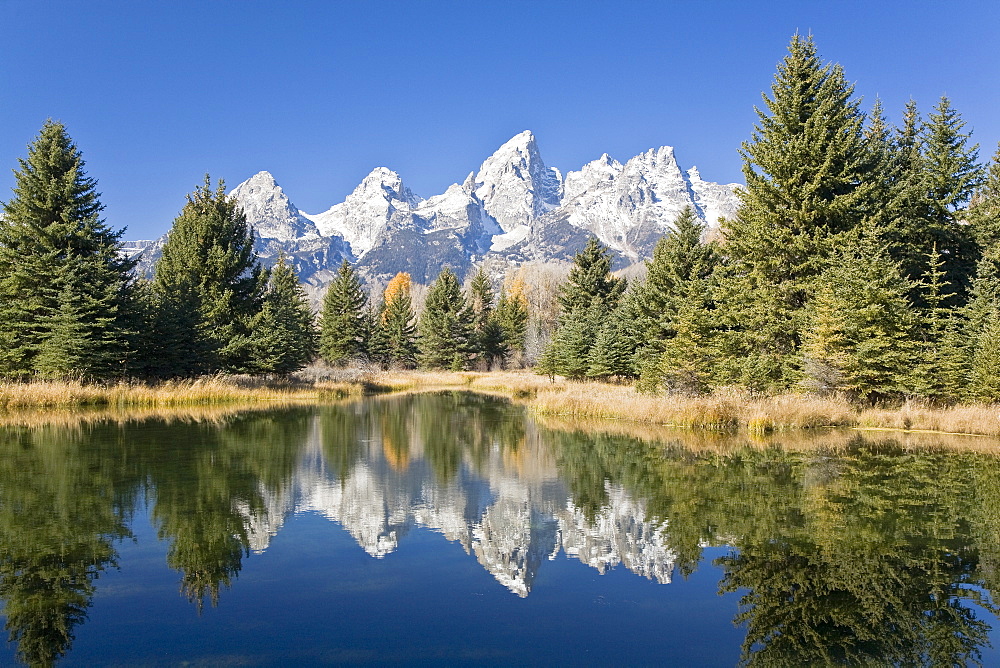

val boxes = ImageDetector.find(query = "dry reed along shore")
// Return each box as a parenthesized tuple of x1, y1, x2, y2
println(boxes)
(2, 370, 1000, 438)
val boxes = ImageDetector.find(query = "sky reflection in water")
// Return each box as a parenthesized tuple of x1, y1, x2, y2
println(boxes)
(1, 392, 999, 666)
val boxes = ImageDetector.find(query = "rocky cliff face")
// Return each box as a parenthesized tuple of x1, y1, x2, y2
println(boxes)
(128, 131, 739, 288)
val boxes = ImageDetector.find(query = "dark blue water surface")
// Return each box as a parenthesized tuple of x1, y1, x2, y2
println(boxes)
(2, 392, 1000, 666)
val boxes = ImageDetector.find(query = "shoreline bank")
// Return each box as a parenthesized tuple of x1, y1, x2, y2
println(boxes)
(3, 371, 1000, 438)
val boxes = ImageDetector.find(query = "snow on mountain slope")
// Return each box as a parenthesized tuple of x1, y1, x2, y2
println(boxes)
(127, 131, 740, 288)
(557, 146, 695, 258)
(229, 171, 320, 241)
(303, 167, 422, 257)
(686, 166, 741, 229)
(474, 130, 562, 234)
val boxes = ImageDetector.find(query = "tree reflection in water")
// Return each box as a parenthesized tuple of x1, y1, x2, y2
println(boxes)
(2, 397, 1000, 666)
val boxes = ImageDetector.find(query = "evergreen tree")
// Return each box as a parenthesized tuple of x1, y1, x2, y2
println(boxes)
(251, 256, 317, 374)
(968, 143, 1000, 259)
(558, 237, 625, 319)
(494, 279, 529, 368)
(545, 305, 598, 380)
(0, 120, 136, 379)
(468, 267, 505, 369)
(417, 268, 475, 370)
(376, 272, 417, 369)
(586, 310, 636, 381)
(911, 246, 968, 401)
(634, 207, 719, 392)
(318, 260, 367, 366)
(152, 176, 267, 375)
(720, 35, 881, 389)
(914, 96, 983, 306)
(880, 98, 934, 306)
(799, 241, 917, 401)
(539, 237, 625, 379)
(968, 310, 1000, 402)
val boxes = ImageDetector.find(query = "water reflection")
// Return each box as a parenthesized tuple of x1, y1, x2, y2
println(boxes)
(2, 394, 1000, 665)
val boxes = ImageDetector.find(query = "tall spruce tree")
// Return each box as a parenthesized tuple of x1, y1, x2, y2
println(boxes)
(914, 96, 983, 306)
(468, 267, 505, 370)
(250, 256, 317, 374)
(799, 239, 917, 401)
(720, 34, 881, 389)
(634, 207, 719, 393)
(541, 237, 625, 378)
(318, 260, 367, 366)
(418, 268, 475, 370)
(0, 121, 136, 379)
(418, 267, 475, 370)
(911, 246, 968, 401)
(969, 143, 1000, 253)
(880, 99, 934, 306)
(557, 237, 625, 319)
(152, 176, 267, 375)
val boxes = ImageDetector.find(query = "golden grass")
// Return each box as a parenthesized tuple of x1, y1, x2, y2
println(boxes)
(0, 376, 368, 410)
(0, 403, 295, 429)
(5, 370, 1000, 439)
(533, 412, 1000, 453)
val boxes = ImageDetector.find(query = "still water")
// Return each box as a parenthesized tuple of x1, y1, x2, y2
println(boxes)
(2, 392, 1000, 666)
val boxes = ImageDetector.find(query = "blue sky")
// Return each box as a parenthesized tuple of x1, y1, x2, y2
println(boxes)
(2, 0, 998, 240)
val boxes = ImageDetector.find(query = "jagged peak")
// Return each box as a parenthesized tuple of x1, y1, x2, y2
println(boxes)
(348, 167, 421, 206)
(461, 171, 476, 192)
(231, 170, 284, 195)
(498, 129, 536, 151)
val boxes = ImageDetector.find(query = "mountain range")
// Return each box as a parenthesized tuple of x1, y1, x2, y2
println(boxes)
(130, 131, 740, 295)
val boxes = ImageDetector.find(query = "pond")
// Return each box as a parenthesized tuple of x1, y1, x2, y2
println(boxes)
(2, 391, 1000, 666)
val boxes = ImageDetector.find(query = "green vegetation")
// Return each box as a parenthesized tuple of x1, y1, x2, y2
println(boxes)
(318, 259, 367, 365)
(150, 176, 268, 375)
(537, 34, 1000, 407)
(3, 33, 1000, 417)
(0, 121, 136, 380)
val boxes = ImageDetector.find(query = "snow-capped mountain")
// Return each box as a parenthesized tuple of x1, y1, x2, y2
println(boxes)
(231, 171, 321, 241)
(128, 132, 739, 289)
(304, 167, 421, 257)
(473, 130, 562, 234)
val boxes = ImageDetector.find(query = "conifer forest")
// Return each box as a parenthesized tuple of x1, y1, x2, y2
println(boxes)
(2, 35, 999, 406)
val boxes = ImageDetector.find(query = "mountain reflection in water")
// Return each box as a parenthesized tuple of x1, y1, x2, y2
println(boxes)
(1, 391, 1000, 666)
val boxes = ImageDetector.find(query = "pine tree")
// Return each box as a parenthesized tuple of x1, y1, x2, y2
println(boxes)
(547, 305, 597, 380)
(634, 207, 719, 392)
(969, 144, 1000, 257)
(880, 99, 934, 306)
(720, 34, 881, 389)
(417, 268, 475, 370)
(539, 237, 625, 379)
(318, 260, 367, 366)
(911, 246, 967, 401)
(468, 267, 505, 369)
(152, 176, 267, 375)
(968, 310, 1000, 402)
(0, 120, 136, 379)
(494, 278, 529, 368)
(251, 256, 317, 374)
(376, 272, 417, 369)
(913, 96, 984, 306)
(799, 240, 917, 401)
(586, 310, 635, 381)
(558, 237, 625, 319)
